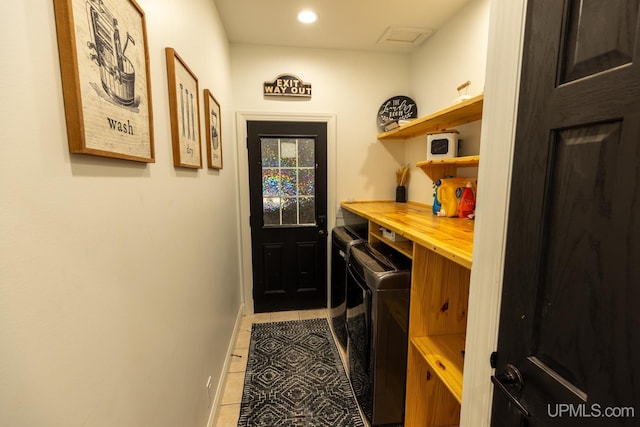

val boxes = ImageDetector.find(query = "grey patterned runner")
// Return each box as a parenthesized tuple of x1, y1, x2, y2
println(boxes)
(238, 318, 364, 427)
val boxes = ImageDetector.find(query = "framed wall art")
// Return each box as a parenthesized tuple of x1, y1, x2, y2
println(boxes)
(204, 89, 223, 170)
(165, 48, 202, 169)
(53, 0, 155, 162)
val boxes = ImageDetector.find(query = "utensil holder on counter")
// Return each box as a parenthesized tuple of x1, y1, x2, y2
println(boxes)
(395, 186, 407, 203)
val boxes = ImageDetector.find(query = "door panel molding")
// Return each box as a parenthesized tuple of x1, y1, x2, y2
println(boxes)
(236, 112, 337, 315)
(296, 241, 318, 292)
(262, 243, 285, 294)
(560, 0, 638, 83)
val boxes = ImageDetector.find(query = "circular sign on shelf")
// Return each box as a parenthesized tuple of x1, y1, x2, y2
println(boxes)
(377, 96, 418, 132)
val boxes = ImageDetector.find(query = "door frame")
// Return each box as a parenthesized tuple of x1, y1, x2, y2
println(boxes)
(460, 0, 527, 426)
(235, 111, 337, 315)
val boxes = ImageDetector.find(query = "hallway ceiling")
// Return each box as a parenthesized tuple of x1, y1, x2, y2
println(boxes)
(213, 0, 473, 52)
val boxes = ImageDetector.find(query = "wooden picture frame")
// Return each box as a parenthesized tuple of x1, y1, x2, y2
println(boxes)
(204, 89, 223, 169)
(53, 0, 155, 162)
(166, 48, 202, 169)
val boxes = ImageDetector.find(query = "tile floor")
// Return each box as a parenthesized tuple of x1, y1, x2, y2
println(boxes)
(213, 308, 330, 427)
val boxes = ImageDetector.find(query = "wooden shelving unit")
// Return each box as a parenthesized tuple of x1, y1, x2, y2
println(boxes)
(342, 92, 482, 427)
(406, 242, 471, 425)
(398, 94, 481, 426)
(377, 94, 483, 140)
(416, 155, 480, 182)
(339, 202, 473, 426)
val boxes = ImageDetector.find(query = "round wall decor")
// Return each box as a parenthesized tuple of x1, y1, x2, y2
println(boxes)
(377, 96, 418, 132)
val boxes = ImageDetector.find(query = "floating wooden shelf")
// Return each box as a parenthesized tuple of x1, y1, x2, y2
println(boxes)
(378, 94, 484, 140)
(411, 334, 466, 404)
(416, 155, 480, 182)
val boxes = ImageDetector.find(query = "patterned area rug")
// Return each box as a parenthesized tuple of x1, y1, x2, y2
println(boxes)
(238, 318, 364, 427)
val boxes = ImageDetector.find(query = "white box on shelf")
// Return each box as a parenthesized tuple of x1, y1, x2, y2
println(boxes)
(427, 130, 458, 160)
(380, 227, 408, 242)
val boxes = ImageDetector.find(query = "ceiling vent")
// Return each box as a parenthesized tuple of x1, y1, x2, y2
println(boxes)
(377, 26, 433, 47)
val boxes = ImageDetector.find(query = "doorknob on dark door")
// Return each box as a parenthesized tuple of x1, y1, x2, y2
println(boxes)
(317, 215, 327, 236)
(491, 364, 531, 417)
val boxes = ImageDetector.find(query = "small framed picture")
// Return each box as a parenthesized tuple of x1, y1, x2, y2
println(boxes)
(204, 89, 223, 170)
(165, 47, 202, 169)
(53, 0, 155, 162)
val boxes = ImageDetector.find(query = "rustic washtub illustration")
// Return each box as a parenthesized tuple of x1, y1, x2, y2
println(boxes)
(53, 0, 154, 162)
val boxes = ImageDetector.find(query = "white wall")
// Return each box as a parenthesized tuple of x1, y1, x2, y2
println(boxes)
(230, 45, 412, 312)
(230, 45, 411, 205)
(406, 0, 491, 204)
(410, 0, 491, 114)
(229, 0, 490, 209)
(229, 1, 491, 312)
(0, 1, 241, 426)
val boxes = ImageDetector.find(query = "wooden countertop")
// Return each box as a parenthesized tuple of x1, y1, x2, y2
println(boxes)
(340, 201, 474, 268)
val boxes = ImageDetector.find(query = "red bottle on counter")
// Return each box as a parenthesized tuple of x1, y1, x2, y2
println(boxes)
(458, 182, 475, 219)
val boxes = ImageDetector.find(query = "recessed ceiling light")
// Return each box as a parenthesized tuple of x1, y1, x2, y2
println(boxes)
(298, 10, 317, 24)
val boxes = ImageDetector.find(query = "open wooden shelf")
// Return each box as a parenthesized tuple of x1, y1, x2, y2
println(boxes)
(377, 94, 483, 140)
(416, 155, 480, 182)
(411, 334, 465, 404)
(369, 222, 414, 259)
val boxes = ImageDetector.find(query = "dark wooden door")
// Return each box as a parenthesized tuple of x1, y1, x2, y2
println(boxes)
(247, 121, 327, 313)
(491, 0, 640, 425)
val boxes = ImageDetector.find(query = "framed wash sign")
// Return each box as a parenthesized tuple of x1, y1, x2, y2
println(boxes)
(166, 48, 202, 169)
(53, 0, 155, 162)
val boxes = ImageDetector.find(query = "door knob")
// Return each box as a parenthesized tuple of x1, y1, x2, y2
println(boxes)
(317, 215, 327, 237)
(491, 364, 530, 417)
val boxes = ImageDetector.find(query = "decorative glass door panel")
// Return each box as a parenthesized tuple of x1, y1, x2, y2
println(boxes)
(261, 137, 316, 226)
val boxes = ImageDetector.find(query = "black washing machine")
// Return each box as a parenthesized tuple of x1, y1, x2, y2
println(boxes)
(346, 242, 411, 426)
(330, 224, 367, 351)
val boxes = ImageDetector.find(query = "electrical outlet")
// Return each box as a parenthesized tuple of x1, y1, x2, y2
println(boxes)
(206, 376, 213, 407)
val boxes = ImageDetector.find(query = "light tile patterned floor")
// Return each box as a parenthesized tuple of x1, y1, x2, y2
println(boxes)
(214, 309, 328, 427)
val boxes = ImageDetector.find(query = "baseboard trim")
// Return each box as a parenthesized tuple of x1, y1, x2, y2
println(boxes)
(206, 303, 245, 427)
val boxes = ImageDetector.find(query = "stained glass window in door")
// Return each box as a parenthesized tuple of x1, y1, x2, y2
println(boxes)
(261, 137, 316, 226)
